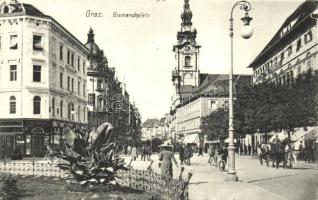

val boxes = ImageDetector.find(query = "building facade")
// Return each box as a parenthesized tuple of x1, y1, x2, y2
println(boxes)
(0, 1, 89, 156)
(85, 28, 141, 146)
(248, 1, 318, 84)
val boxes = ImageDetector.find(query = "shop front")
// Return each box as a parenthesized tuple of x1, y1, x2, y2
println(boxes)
(0, 119, 87, 158)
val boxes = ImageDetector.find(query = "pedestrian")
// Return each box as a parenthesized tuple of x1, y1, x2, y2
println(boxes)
(208, 145, 215, 164)
(244, 144, 247, 155)
(159, 142, 178, 178)
(124, 144, 128, 155)
(283, 141, 291, 169)
(141, 145, 147, 161)
(146, 145, 152, 161)
(131, 145, 138, 161)
(257, 144, 263, 165)
(179, 144, 185, 165)
(298, 141, 304, 160)
(248, 144, 251, 155)
(291, 142, 299, 168)
(198, 146, 203, 156)
(184, 144, 193, 165)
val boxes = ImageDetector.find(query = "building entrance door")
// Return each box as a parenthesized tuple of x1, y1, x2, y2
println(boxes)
(31, 127, 45, 157)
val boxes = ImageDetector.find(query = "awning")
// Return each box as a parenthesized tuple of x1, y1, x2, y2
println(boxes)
(183, 134, 199, 144)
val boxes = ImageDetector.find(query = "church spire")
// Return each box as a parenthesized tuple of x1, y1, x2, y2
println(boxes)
(181, 0, 192, 27)
(87, 27, 95, 43)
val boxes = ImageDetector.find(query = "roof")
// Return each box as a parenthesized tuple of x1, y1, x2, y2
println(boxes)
(142, 118, 159, 127)
(177, 73, 252, 108)
(248, 0, 318, 69)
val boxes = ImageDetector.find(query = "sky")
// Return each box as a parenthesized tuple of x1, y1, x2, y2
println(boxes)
(19, 0, 304, 121)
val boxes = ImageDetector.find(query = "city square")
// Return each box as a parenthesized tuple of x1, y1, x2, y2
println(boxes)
(0, 0, 317, 199)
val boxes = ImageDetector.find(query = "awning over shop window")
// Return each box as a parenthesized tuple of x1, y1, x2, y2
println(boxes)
(183, 134, 199, 144)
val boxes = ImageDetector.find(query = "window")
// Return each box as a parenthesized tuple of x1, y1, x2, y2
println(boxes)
(60, 100, 63, 118)
(52, 98, 55, 117)
(59, 45, 63, 60)
(67, 50, 70, 65)
(83, 62, 86, 74)
(304, 30, 312, 44)
(185, 56, 191, 67)
(77, 57, 80, 71)
(60, 73, 63, 88)
(78, 81, 80, 95)
(88, 93, 95, 106)
(83, 84, 86, 97)
(286, 46, 292, 56)
(9, 96, 16, 114)
(3, 6, 9, 13)
(71, 78, 74, 92)
(78, 105, 80, 121)
(10, 65, 17, 81)
(71, 53, 74, 67)
(67, 76, 70, 91)
(33, 96, 41, 114)
(97, 79, 102, 90)
(280, 52, 284, 65)
(10, 35, 18, 50)
(33, 65, 41, 82)
(83, 107, 86, 121)
(296, 39, 302, 51)
(33, 35, 43, 51)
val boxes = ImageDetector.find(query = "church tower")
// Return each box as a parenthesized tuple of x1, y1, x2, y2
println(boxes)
(172, 0, 201, 93)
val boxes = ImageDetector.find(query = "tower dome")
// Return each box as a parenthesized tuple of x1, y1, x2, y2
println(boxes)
(85, 28, 101, 55)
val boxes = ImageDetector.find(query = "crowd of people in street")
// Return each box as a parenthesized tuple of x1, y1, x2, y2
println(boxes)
(255, 139, 316, 169)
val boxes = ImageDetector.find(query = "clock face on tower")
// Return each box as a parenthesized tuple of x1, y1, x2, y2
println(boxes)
(185, 46, 190, 51)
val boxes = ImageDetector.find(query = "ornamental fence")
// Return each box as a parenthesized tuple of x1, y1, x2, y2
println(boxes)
(0, 160, 189, 200)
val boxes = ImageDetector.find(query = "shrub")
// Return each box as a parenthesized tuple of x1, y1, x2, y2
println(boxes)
(0, 173, 22, 200)
(58, 123, 128, 188)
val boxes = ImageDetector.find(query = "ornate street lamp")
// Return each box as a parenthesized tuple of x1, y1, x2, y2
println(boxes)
(227, 0, 253, 182)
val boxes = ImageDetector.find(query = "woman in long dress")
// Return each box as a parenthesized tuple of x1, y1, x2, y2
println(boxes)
(159, 144, 178, 178)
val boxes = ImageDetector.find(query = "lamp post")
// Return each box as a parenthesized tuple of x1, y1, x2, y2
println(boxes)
(227, 0, 253, 182)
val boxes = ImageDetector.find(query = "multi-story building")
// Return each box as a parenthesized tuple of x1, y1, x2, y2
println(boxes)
(0, 0, 89, 156)
(141, 118, 159, 141)
(248, 1, 318, 84)
(170, 0, 252, 145)
(85, 28, 141, 146)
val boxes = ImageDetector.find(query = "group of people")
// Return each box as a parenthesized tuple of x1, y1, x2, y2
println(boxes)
(256, 139, 316, 169)
(179, 144, 194, 165)
(207, 145, 228, 166)
(130, 144, 152, 161)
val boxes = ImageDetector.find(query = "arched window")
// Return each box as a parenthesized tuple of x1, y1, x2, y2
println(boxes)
(9, 96, 16, 114)
(33, 96, 41, 114)
(185, 56, 191, 67)
(3, 6, 9, 14)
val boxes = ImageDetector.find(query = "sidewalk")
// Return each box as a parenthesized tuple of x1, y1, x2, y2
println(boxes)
(123, 153, 318, 200)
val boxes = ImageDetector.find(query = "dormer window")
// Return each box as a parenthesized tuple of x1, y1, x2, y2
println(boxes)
(33, 35, 43, 51)
(10, 35, 18, 50)
(3, 6, 9, 14)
